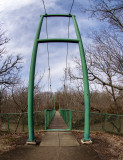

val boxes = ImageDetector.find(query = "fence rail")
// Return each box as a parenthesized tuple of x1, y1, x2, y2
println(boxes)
(0, 111, 44, 133)
(0, 110, 123, 136)
(72, 111, 123, 135)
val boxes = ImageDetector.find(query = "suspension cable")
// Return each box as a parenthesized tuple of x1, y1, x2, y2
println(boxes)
(41, 0, 47, 14)
(64, 0, 75, 89)
(69, 0, 75, 14)
(66, 17, 70, 70)
(64, 17, 71, 90)
(46, 17, 52, 93)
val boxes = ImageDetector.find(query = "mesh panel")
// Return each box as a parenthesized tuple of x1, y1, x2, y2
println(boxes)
(72, 111, 84, 130)
(45, 109, 56, 129)
(0, 114, 9, 132)
(34, 111, 45, 130)
(0, 111, 123, 135)
(59, 109, 72, 129)
(106, 115, 123, 135)
(72, 111, 123, 135)
(0, 111, 45, 133)
(90, 113, 105, 132)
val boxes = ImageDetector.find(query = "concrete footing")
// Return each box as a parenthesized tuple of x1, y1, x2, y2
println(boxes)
(26, 140, 37, 145)
(81, 139, 92, 144)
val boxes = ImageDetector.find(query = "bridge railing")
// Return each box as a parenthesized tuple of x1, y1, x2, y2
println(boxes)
(59, 109, 72, 130)
(72, 111, 123, 136)
(44, 109, 56, 130)
(0, 111, 44, 133)
(0, 110, 122, 135)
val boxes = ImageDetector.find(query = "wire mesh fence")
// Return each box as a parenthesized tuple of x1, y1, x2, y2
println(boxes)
(72, 111, 84, 130)
(44, 109, 56, 130)
(106, 114, 123, 135)
(0, 111, 44, 133)
(72, 111, 123, 136)
(34, 111, 45, 130)
(59, 109, 72, 130)
(0, 110, 123, 136)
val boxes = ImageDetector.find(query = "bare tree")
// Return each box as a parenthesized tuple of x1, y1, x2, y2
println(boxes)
(0, 29, 8, 55)
(87, 30, 123, 91)
(0, 26, 23, 114)
(73, 33, 122, 112)
(0, 26, 22, 88)
(67, 0, 123, 114)
(11, 73, 44, 132)
(82, 0, 123, 32)
(0, 55, 22, 87)
(68, 30, 123, 114)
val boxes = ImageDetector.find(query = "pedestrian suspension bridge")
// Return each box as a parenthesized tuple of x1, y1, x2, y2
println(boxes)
(45, 109, 72, 131)
(27, 14, 91, 144)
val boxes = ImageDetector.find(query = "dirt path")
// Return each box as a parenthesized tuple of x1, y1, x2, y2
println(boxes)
(72, 131, 123, 160)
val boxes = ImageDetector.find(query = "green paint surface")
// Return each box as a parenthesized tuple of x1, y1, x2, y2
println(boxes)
(28, 14, 91, 142)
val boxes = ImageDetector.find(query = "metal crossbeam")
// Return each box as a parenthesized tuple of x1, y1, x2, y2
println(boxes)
(42, 14, 73, 17)
(38, 38, 79, 43)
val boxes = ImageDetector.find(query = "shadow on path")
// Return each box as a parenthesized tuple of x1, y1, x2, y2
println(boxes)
(0, 145, 101, 160)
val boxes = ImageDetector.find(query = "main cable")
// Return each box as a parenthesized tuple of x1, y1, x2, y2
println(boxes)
(69, 0, 75, 14)
(41, 0, 47, 14)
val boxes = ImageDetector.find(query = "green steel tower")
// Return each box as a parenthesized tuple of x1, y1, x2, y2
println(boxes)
(27, 14, 91, 144)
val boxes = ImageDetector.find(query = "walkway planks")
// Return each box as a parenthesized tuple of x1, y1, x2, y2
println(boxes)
(48, 111, 68, 129)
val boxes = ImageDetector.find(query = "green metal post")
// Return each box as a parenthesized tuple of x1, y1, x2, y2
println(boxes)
(59, 95, 60, 110)
(44, 110, 47, 130)
(22, 113, 24, 132)
(72, 15, 91, 141)
(6, 114, 10, 132)
(70, 110, 72, 130)
(28, 16, 44, 142)
(54, 95, 55, 109)
(104, 113, 107, 132)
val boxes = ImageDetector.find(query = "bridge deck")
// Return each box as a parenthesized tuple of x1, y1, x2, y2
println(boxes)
(48, 111, 68, 129)
(40, 111, 79, 146)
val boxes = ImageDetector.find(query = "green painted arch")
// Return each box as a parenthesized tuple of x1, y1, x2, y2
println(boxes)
(27, 14, 91, 142)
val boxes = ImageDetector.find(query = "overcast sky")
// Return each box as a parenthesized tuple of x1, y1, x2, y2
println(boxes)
(0, 0, 99, 92)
